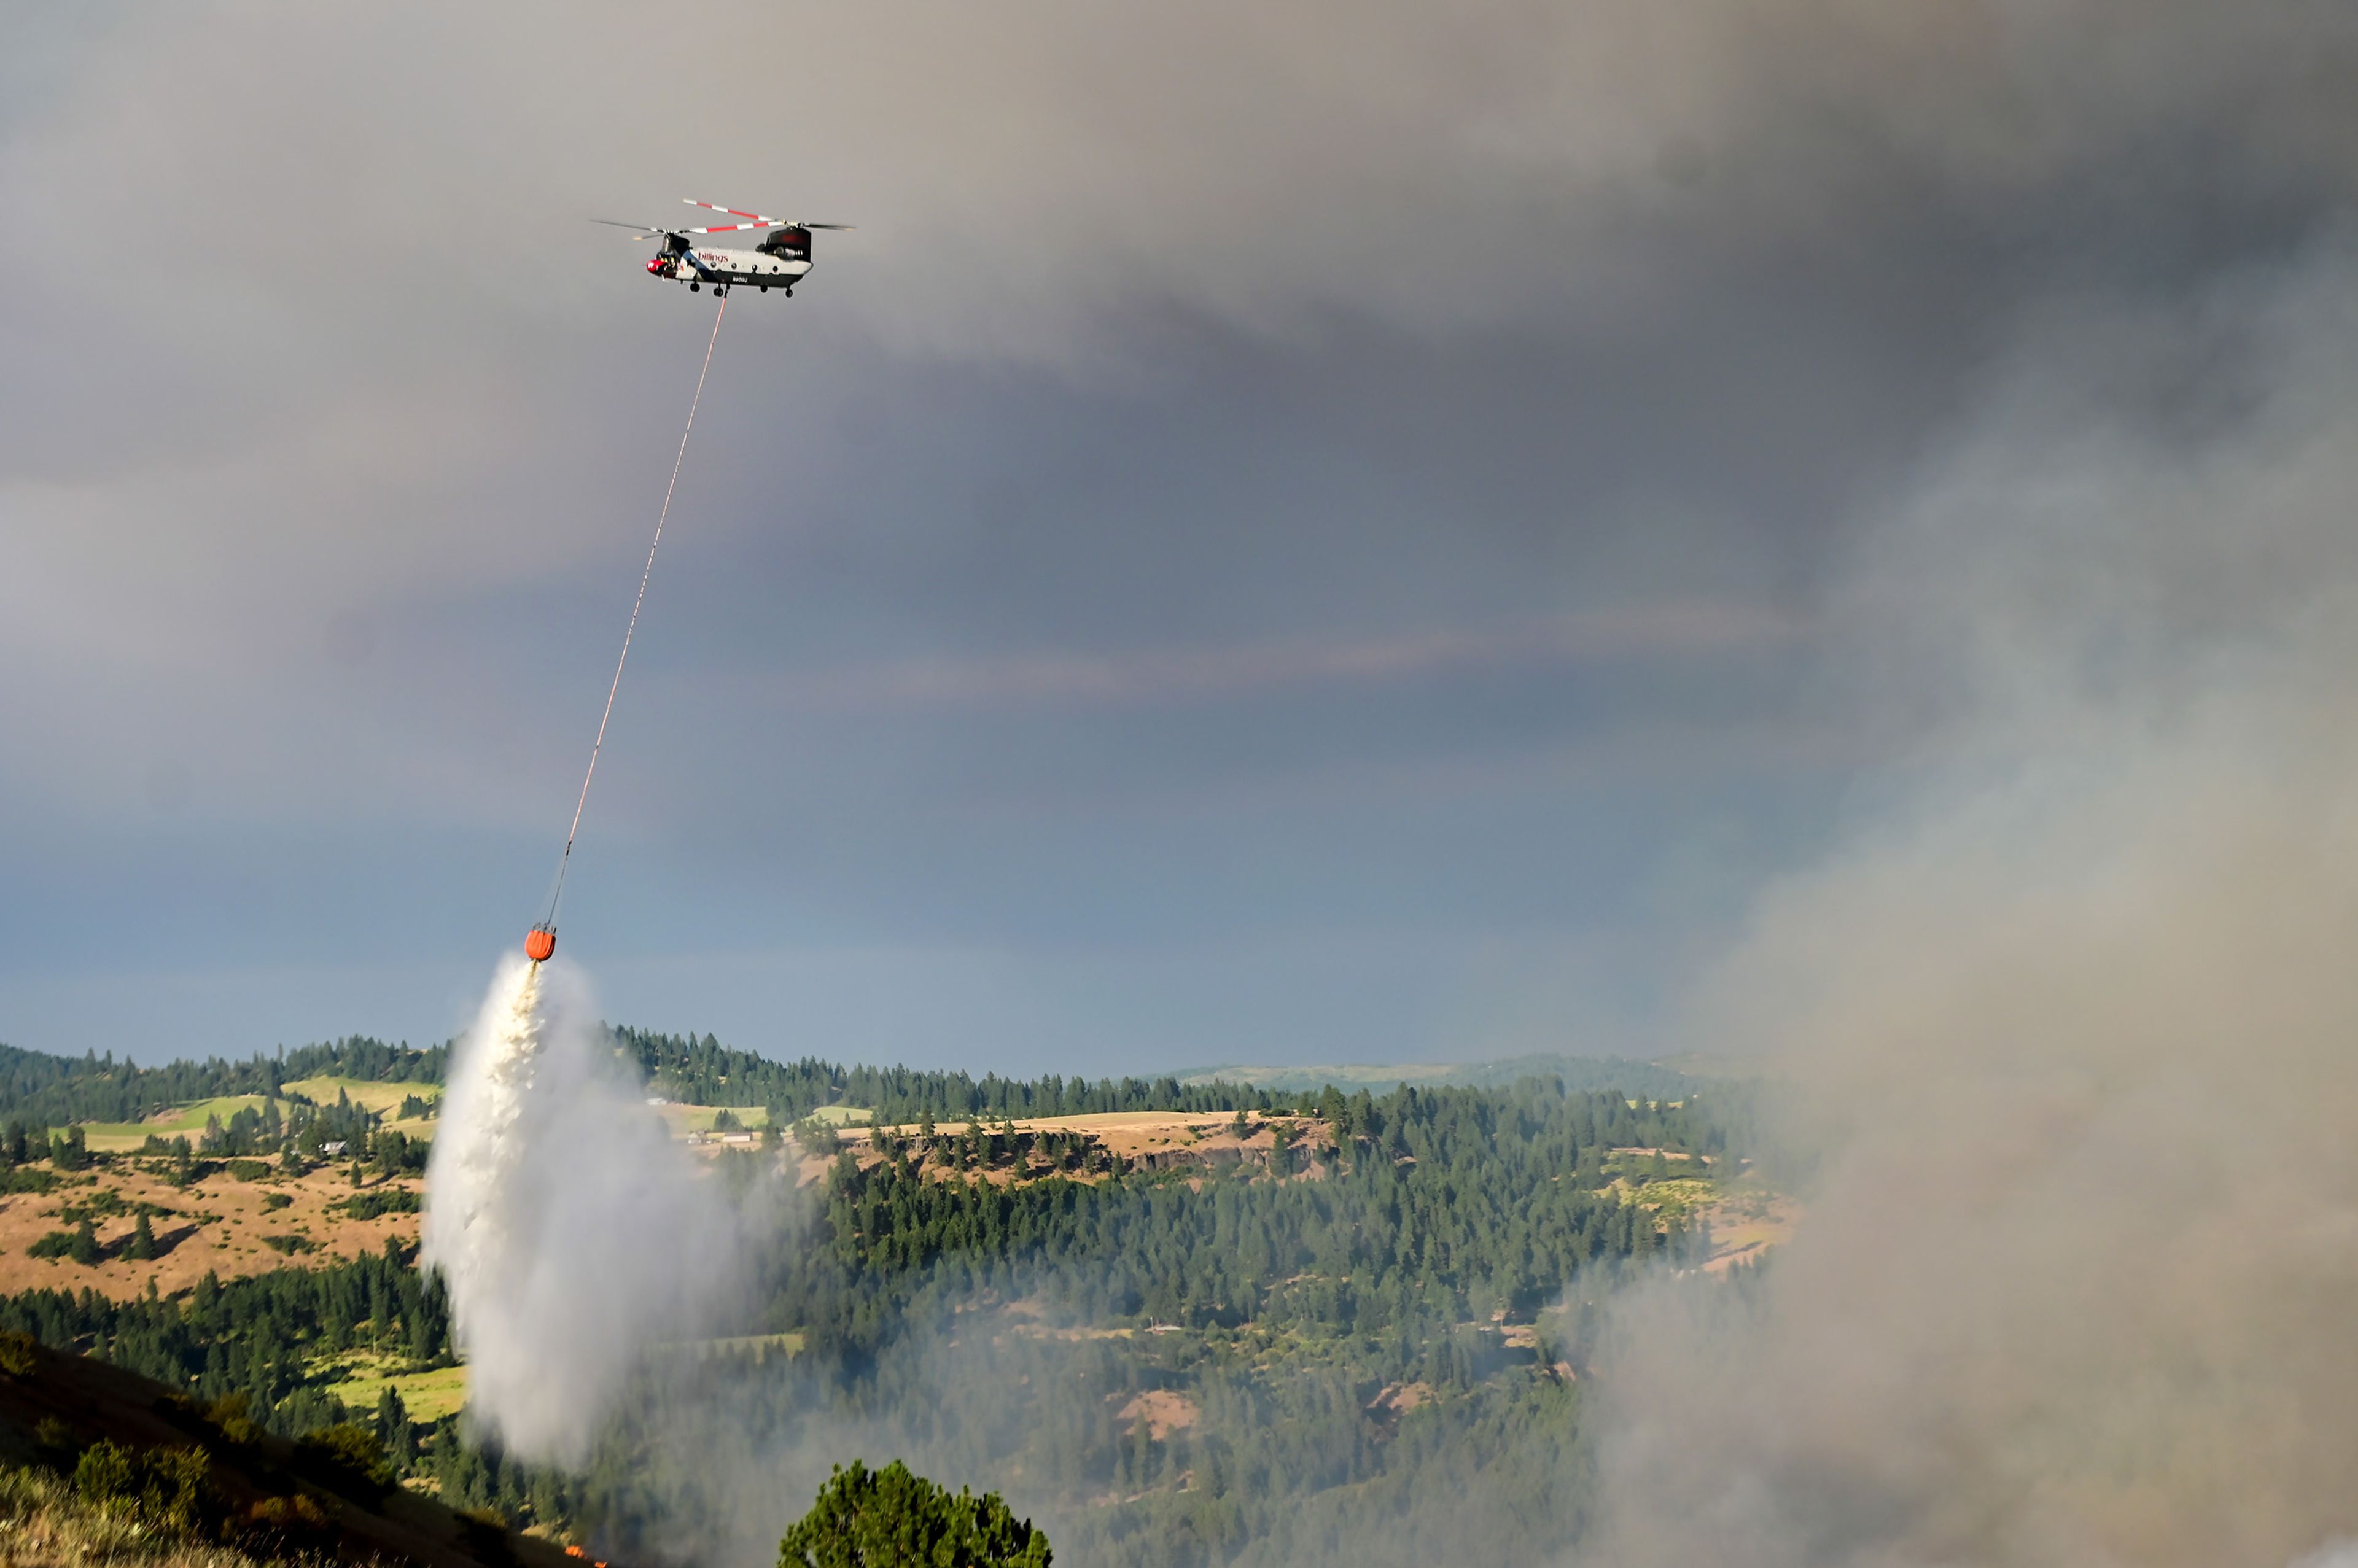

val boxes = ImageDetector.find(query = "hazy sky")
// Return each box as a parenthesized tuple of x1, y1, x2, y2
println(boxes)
(3, 1, 2351, 1071)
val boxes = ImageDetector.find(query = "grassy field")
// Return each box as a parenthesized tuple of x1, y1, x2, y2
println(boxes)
(316, 1352, 469, 1422)
(67, 1079, 809, 1156)
(804, 1104, 870, 1126)
(62, 1096, 279, 1152)
(653, 1103, 774, 1136)
(651, 1332, 805, 1364)
(59, 1124, 160, 1152)
(1619, 1174, 1719, 1222)
(63, 1084, 441, 1154)
(282, 1077, 440, 1114)
(1173, 1054, 1699, 1098)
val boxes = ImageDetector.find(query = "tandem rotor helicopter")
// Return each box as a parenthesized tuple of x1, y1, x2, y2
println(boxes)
(594, 199, 853, 297)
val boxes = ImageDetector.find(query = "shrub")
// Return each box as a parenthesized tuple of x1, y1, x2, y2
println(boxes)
(49, 1128, 92, 1172)
(340, 1189, 422, 1220)
(205, 1393, 262, 1448)
(243, 1491, 337, 1553)
(457, 1504, 520, 1566)
(225, 1159, 272, 1181)
(0, 1330, 36, 1377)
(295, 1423, 394, 1494)
(71, 1440, 213, 1533)
(139, 1448, 213, 1534)
(32, 1418, 79, 1470)
(69, 1441, 135, 1505)
(27, 1230, 74, 1261)
(60, 1190, 126, 1222)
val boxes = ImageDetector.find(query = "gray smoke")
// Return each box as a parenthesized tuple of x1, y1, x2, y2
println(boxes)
(2294, 1545, 2358, 1568)
(1579, 236, 2358, 1566)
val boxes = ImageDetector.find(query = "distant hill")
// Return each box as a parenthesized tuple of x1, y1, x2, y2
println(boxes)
(0, 1037, 443, 1130)
(0, 1033, 1723, 1137)
(1172, 1053, 1703, 1100)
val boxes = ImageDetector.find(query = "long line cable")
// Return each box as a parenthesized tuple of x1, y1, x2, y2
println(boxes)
(541, 294, 728, 930)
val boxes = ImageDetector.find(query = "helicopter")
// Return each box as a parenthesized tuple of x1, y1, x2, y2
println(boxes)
(595, 200, 853, 297)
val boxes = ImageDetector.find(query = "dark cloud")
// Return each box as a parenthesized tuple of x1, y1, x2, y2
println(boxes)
(0, 0, 2351, 1066)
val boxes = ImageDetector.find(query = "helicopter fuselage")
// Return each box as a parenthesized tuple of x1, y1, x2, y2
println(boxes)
(648, 246, 811, 293)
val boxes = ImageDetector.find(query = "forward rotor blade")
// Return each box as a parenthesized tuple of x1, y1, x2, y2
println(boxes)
(592, 219, 669, 238)
(801, 223, 855, 230)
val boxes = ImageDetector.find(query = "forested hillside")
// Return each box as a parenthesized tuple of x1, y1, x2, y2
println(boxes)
(1, 1027, 1702, 1139)
(0, 1039, 1759, 1568)
(618, 1026, 1463, 1124)
(0, 1039, 444, 1129)
(1176, 1053, 1697, 1100)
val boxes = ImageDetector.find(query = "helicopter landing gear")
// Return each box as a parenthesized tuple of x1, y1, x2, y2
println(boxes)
(689, 281, 701, 292)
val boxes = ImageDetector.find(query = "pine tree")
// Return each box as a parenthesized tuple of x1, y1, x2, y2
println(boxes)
(126, 1212, 158, 1261)
(68, 1218, 102, 1266)
(780, 1461, 1051, 1568)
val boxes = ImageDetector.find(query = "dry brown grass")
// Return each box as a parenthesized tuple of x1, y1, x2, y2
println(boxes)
(1697, 1190, 1800, 1274)
(1115, 1389, 1198, 1441)
(0, 1165, 421, 1303)
(793, 1113, 1337, 1190)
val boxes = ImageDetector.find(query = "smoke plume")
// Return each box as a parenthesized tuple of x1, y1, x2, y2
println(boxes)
(423, 955, 774, 1465)
(1579, 238, 2358, 1566)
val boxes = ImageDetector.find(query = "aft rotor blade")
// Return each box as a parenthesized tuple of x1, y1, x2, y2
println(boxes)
(685, 198, 784, 225)
(592, 219, 669, 238)
(682, 201, 855, 232)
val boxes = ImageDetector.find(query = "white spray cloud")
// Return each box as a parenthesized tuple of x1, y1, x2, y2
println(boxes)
(423, 954, 775, 1465)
